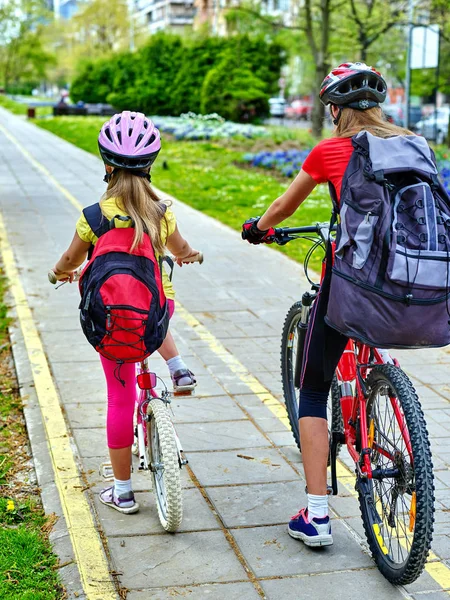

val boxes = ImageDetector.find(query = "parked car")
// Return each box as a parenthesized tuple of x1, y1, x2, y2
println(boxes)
(383, 103, 405, 126)
(383, 104, 423, 130)
(415, 107, 450, 144)
(285, 99, 313, 121)
(268, 97, 287, 118)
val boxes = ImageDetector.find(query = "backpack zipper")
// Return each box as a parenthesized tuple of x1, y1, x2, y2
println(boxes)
(105, 304, 149, 313)
(344, 199, 381, 217)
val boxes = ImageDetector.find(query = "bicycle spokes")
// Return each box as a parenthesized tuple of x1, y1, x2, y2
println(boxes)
(363, 378, 417, 565)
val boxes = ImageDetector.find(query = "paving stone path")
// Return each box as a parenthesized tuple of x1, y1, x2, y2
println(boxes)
(0, 107, 449, 599)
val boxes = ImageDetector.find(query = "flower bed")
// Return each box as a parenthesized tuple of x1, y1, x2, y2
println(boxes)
(242, 148, 311, 177)
(245, 146, 450, 188)
(151, 112, 267, 140)
(435, 148, 450, 195)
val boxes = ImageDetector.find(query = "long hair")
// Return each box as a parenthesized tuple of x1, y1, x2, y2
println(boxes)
(334, 106, 414, 139)
(102, 170, 168, 254)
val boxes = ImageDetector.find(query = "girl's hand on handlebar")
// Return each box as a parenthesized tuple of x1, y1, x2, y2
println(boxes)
(52, 267, 76, 282)
(48, 266, 83, 285)
(175, 249, 203, 267)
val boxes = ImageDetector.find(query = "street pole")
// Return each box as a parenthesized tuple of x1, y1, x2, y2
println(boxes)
(434, 28, 440, 142)
(404, 0, 414, 129)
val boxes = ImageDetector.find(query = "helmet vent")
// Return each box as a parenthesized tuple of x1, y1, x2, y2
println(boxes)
(136, 133, 144, 146)
(145, 134, 156, 148)
(104, 127, 113, 142)
(116, 116, 121, 125)
(128, 128, 133, 137)
(143, 121, 148, 129)
(117, 131, 122, 144)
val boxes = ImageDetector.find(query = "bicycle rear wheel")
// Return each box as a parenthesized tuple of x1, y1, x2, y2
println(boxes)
(280, 301, 342, 455)
(358, 364, 434, 584)
(146, 398, 183, 532)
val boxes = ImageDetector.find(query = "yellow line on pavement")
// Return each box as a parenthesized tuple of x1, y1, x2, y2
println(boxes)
(3, 121, 450, 594)
(0, 123, 82, 212)
(0, 214, 117, 600)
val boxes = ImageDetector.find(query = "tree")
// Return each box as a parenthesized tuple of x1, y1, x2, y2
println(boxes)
(345, 0, 408, 62)
(71, 0, 131, 55)
(0, 0, 54, 91)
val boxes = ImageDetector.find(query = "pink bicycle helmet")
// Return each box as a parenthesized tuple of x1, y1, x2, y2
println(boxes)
(98, 111, 161, 170)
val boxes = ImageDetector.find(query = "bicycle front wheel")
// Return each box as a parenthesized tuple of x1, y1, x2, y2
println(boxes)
(146, 399, 183, 532)
(358, 364, 434, 584)
(280, 301, 342, 455)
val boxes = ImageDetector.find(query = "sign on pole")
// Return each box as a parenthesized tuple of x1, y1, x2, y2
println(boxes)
(411, 25, 439, 69)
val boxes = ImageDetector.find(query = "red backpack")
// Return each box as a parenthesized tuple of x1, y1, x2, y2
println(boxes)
(78, 203, 169, 365)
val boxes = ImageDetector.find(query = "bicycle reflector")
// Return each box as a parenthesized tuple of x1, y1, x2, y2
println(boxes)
(137, 372, 157, 389)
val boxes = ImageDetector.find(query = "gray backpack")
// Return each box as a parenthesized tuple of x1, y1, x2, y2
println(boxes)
(326, 131, 450, 349)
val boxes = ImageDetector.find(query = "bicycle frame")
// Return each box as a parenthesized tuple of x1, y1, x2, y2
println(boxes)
(135, 358, 187, 472)
(274, 223, 413, 494)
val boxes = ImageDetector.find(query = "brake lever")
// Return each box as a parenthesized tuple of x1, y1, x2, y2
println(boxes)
(272, 234, 301, 246)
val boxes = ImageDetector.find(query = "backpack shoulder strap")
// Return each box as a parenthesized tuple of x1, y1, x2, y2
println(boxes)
(82, 203, 110, 239)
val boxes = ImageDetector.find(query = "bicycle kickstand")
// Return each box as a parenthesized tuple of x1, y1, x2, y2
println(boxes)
(330, 430, 345, 496)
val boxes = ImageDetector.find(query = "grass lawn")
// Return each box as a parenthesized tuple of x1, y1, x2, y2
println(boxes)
(0, 95, 53, 117)
(0, 273, 64, 599)
(36, 116, 332, 270)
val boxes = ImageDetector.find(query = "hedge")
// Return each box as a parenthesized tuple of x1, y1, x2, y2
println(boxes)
(70, 33, 284, 122)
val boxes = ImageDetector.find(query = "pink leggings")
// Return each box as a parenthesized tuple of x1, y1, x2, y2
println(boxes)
(101, 300, 175, 449)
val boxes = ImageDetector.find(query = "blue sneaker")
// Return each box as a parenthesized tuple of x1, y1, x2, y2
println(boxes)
(288, 508, 333, 547)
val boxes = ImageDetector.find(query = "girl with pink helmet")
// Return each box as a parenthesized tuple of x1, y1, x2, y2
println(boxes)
(51, 111, 199, 514)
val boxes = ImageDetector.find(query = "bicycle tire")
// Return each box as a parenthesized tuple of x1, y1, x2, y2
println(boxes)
(357, 364, 434, 585)
(280, 301, 343, 458)
(146, 398, 183, 532)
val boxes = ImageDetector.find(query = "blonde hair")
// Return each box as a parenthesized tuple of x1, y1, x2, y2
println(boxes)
(334, 106, 414, 139)
(102, 170, 169, 254)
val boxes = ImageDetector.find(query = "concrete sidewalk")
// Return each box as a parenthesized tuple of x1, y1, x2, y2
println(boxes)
(0, 107, 449, 600)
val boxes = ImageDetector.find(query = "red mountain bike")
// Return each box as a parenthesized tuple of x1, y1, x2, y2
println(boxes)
(276, 223, 434, 585)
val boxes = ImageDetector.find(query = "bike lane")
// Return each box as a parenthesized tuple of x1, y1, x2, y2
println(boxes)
(0, 107, 449, 599)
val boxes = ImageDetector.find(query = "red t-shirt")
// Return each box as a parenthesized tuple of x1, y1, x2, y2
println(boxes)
(302, 137, 354, 203)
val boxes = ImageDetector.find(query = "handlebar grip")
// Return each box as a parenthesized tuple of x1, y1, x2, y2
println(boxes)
(48, 268, 82, 285)
(48, 270, 58, 285)
(177, 251, 204, 264)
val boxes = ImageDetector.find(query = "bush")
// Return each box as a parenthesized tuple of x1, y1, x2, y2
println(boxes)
(70, 33, 284, 122)
(201, 52, 269, 122)
(70, 58, 114, 103)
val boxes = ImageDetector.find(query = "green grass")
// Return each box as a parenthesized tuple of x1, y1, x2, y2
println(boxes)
(0, 95, 53, 117)
(36, 117, 332, 270)
(0, 272, 64, 599)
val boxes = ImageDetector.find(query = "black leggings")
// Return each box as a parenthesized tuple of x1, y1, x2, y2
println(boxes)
(299, 274, 348, 420)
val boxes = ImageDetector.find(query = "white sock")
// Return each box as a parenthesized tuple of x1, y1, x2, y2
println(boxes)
(114, 478, 132, 497)
(307, 493, 328, 520)
(167, 355, 186, 375)
(167, 355, 192, 386)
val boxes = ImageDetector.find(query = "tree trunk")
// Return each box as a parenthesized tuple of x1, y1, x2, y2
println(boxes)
(311, 62, 327, 138)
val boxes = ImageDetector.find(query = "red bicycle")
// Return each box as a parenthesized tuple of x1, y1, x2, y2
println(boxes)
(277, 223, 434, 585)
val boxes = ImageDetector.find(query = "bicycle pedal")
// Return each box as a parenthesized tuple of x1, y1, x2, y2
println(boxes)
(172, 389, 195, 397)
(99, 462, 114, 481)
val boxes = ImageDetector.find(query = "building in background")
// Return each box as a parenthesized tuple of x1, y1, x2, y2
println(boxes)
(194, 0, 293, 34)
(134, 0, 196, 34)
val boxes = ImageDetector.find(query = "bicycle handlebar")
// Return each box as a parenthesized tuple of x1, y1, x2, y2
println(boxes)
(48, 252, 204, 286)
(271, 222, 336, 246)
(48, 267, 82, 285)
(173, 251, 204, 264)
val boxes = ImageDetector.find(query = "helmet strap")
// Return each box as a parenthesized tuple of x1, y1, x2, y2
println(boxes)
(332, 106, 342, 126)
(103, 169, 151, 183)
